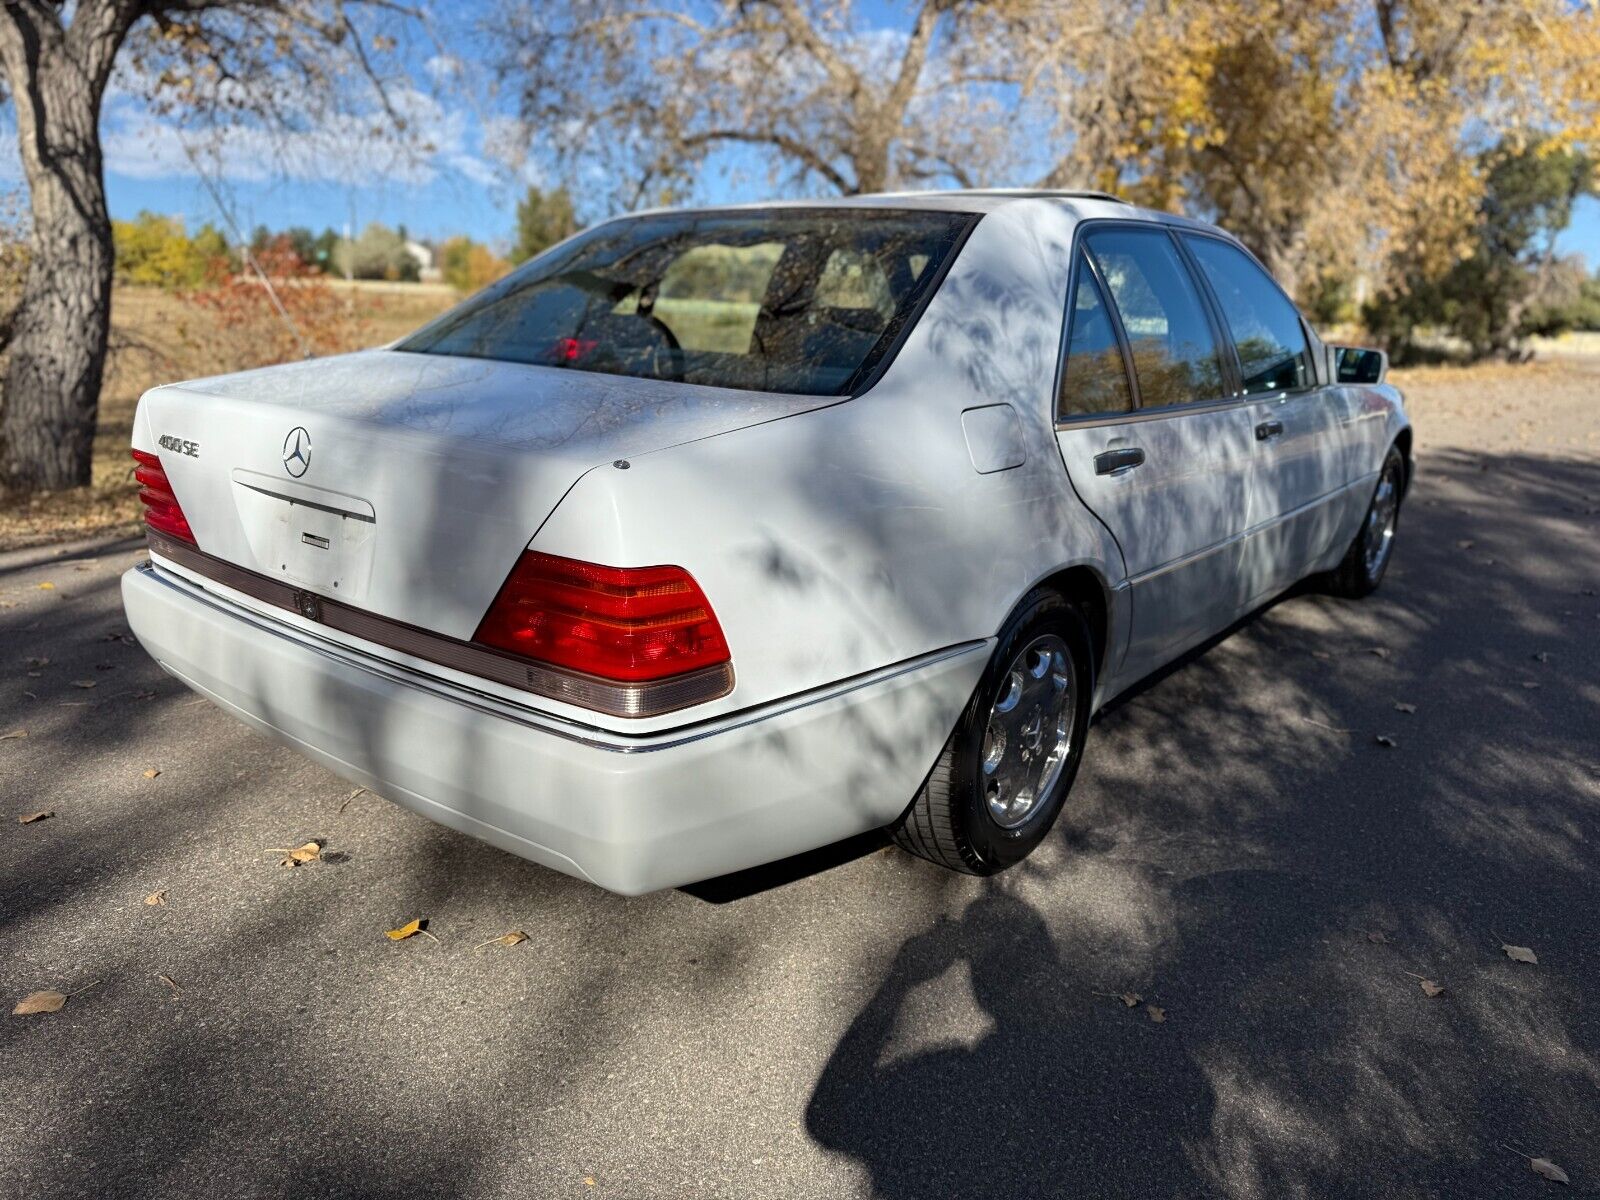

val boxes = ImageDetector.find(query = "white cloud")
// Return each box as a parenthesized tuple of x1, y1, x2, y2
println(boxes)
(476, 114, 549, 187)
(424, 54, 464, 83)
(97, 85, 507, 193)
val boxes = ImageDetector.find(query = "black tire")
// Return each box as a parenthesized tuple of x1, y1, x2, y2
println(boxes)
(892, 589, 1094, 875)
(1322, 444, 1406, 598)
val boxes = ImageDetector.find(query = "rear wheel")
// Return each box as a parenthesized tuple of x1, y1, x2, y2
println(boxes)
(893, 590, 1093, 875)
(1323, 445, 1406, 598)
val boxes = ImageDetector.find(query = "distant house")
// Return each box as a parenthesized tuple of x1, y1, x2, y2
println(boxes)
(404, 239, 441, 283)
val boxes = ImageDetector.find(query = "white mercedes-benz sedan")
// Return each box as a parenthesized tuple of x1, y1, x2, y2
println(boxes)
(121, 189, 1410, 894)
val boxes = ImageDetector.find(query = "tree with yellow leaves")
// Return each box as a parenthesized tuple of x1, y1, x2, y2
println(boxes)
(493, 0, 1600, 347)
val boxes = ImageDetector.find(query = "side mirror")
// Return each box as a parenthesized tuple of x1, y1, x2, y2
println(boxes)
(1331, 345, 1387, 385)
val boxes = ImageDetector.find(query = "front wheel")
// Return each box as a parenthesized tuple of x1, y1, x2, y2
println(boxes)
(1322, 445, 1406, 598)
(892, 590, 1094, 875)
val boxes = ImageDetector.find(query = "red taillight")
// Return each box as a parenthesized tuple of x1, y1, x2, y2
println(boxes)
(474, 552, 731, 683)
(131, 449, 196, 545)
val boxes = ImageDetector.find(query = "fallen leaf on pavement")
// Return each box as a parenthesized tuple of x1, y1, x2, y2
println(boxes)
(1, 730, 26, 741)
(268, 841, 322, 867)
(1393, 702, 1417, 714)
(1120, 991, 1142, 1007)
(1367, 647, 1391, 659)
(36, 582, 55, 591)
(157, 974, 182, 998)
(142, 768, 160, 779)
(474, 931, 529, 950)
(18, 811, 53, 825)
(1502, 943, 1538, 964)
(13, 989, 68, 1015)
(1530, 1157, 1570, 1184)
(386, 918, 427, 941)
(1375, 735, 1398, 748)
(1419, 979, 1446, 998)
(1366, 930, 1390, 944)
(145, 890, 167, 906)
(1146, 1004, 1166, 1023)
(70, 680, 97, 689)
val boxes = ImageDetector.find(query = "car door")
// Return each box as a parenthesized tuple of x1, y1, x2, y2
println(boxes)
(1180, 233, 1349, 603)
(1052, 224, 1258, 687)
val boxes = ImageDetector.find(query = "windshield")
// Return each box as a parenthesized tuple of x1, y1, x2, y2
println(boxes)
(398, 208, 975, 396)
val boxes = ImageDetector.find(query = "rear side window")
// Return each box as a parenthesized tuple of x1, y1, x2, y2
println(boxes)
(1083, 227, 1226, 409)
(1184, 235, 1310, 394)
(1058, 256, 1133, 418)
(398, 210, 973, 396)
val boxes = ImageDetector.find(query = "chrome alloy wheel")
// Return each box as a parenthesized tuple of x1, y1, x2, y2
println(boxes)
(980, 634, 1075, 829)
(1363, 458, 1403, 578)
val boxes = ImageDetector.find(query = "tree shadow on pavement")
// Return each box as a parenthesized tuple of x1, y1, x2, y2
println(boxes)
(804, 444, 1600, 1199)
(2, 441, 1597, 1199)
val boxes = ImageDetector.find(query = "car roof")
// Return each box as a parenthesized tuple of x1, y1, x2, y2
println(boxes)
(627, 187, 1232, 240)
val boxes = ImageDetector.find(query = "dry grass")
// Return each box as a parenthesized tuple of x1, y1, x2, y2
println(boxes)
(0, 284, 455, 551)
(1391, 356, 1600, 457)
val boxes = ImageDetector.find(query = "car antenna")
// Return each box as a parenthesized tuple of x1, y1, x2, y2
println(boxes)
(178, 136, 314, 360)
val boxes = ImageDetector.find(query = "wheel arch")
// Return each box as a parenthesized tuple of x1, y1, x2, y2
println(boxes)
(1392, 425, 1414, 496)
(1005, 562, 1114, 694)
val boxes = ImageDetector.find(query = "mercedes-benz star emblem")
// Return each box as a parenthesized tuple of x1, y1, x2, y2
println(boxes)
(282, 426, 311, 478)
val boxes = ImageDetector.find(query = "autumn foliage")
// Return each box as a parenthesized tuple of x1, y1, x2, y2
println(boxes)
(178, 237, 374, 374)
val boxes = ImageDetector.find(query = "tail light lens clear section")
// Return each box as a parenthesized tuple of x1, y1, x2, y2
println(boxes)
(131, 449, 196, 545)
(474, 552, 731, 684)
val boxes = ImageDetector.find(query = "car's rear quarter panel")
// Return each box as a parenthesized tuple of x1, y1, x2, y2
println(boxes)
(532, 200, 1127, 731)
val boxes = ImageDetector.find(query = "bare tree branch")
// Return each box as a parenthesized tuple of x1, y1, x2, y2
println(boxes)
(683, 127, 855, 194)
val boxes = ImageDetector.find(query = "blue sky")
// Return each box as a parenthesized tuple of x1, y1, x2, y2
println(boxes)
(5, 1, 1599, 264)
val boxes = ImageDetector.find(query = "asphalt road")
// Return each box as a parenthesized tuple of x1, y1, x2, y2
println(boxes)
(3, 376, 1598, 1198)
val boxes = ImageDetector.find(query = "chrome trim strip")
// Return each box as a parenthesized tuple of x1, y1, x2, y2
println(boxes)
(143, 531, 733, 718)
(232, 479, 378, 523)
(1055, 395, 1249, 431)
(1124, 475, 1365, 587)
(134, 559, 988, 754)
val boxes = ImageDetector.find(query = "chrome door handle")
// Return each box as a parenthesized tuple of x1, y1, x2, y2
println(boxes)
(1255, 420, 1284, 441)
(1094, 447, 1146, 476)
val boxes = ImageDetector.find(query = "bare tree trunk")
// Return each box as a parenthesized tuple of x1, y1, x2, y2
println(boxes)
(0, 4, 129, 493)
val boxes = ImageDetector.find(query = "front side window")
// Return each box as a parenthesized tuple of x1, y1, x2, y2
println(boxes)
(1083, 226, 1226, 409)
(1184, 235, 1310, 394)
(1058, 255, 1133, 418)
(399, 210, 972, 396)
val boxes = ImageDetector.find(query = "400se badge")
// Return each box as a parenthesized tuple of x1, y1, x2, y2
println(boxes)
(157, 435, 199, 457)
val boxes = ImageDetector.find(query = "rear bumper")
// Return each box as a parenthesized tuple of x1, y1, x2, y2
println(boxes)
(122, 562, 988, 894)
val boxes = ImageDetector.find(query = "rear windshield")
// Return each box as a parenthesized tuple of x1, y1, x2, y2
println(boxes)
(397, 209, 974, 396)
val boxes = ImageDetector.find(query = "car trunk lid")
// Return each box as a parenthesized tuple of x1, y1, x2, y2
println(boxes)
(137, 349, 834, 641)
